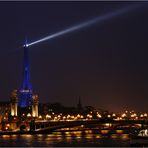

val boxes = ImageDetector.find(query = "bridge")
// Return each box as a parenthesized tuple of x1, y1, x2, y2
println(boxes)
(29, 119, 148, 134)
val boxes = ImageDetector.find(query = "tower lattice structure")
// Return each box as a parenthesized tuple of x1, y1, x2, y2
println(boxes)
(18, 42, 33, 108)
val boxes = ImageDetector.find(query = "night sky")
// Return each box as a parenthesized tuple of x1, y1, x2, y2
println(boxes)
(0, 1, 148, 112)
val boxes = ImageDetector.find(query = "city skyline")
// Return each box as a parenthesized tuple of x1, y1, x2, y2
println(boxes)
(0, 1, 147, 112)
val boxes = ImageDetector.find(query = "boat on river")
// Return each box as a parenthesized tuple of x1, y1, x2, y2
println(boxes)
(130, 129, 148, 146)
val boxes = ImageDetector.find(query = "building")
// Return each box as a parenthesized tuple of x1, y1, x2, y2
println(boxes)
(32, 95, 39, 117)
(10, 89, 18, 116)
(0, 101, 10, 123)
(0, 102, 10, 115)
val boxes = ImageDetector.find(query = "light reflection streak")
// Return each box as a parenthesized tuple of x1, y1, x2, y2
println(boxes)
(85, 134, 93, 139)
(121, 134, 129, 139)
(116, 130, 123, 134)
(96, 134, 101, 139)
(101, 130, 109, 134)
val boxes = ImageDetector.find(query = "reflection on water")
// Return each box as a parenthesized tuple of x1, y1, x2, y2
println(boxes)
(0, 129, 130, 147)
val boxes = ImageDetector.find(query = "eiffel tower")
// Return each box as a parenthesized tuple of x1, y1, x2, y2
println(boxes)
(18, 40, 32, 108)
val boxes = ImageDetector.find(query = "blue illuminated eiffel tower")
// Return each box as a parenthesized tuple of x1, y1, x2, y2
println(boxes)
(18, 40, 33, 108)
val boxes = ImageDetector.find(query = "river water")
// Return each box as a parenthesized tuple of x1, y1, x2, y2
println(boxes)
(0, 129, 131, 147)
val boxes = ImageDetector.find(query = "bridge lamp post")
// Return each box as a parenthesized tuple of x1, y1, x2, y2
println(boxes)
(77, 114, 81, 118)
(97, 114, 102, 118)
(107, 115, 111, 118)
(54, 116, 58, 121)
(80, 115, 84, 119)
(46, 114, 51, 120)
(140, 114, 144, 119)
(121, 113, 126, 117)
(112, 113, 116, 117)
(38, 115, 42, 119)
(63, 116, 66, 120)
(27, 113, 31, 118)
(144, 113, 147, 118)
(87, 114, 92, 119)
(67, 115, 71, 119)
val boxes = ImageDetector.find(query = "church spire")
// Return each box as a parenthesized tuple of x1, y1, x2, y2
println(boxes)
(77, 96, 83, 112)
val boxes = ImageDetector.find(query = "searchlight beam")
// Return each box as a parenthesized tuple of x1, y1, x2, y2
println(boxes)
(27, 4, 142, 47)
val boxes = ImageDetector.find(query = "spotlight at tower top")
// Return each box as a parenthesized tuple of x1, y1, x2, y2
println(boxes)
(23, 38, 29, 48)
(23, 43, 29, 48)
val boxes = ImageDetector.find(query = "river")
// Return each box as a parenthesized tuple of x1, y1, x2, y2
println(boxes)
(0, 129, 132, 147)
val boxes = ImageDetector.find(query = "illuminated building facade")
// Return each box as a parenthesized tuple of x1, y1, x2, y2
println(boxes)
(32, 95, 39, 117)
(10, 89, 18, 116)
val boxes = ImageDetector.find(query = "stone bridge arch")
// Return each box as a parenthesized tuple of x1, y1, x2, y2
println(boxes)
(111, 123, 141, 130)
(19, 122, 30, 131)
